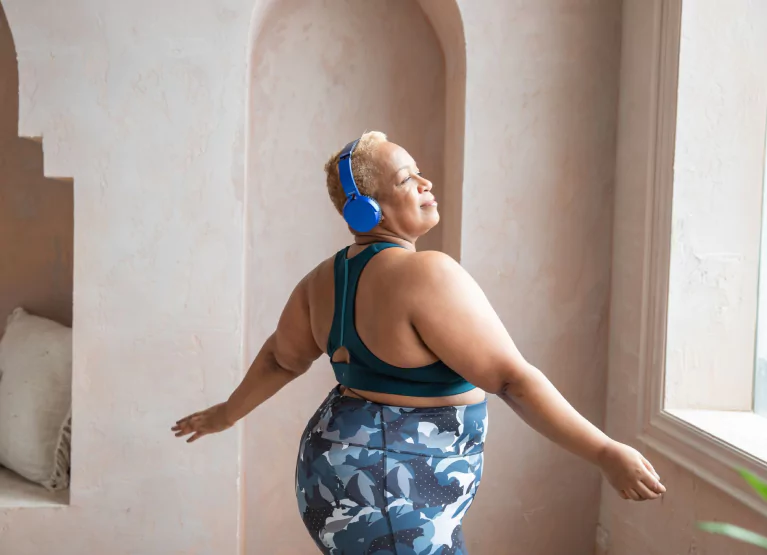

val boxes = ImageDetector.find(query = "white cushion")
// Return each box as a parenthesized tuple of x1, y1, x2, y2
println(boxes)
(0, 308, 72, 491)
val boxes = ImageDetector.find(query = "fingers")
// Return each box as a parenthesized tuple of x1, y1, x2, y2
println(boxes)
(172, 420, 191, 433)
(641, 472, 666, 495)
(642, 457, 661, 481)
(619, 490, 629, 500)
(173, 410, 206, 429)
(172, 405, 228, 443)
(634, 481, 660, 500)
(172, 413, 205, 438)
(620, 471, 666, 502)
(625, 488, 642, 501)
(187, 431, 204, 443)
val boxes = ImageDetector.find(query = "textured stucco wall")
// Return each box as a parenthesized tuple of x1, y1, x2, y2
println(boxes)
(0, 1, 621, 553)
(456, 2, 621, 552)
(0, 1, 249, 553)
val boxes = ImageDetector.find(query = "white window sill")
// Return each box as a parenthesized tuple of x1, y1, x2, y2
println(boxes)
(640, 407, 767, 518)
(0, 466, 68, 508)
(667, 409, 767, 463)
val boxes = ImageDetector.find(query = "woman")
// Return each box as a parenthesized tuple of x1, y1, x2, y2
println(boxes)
(172, 131, 666, 554)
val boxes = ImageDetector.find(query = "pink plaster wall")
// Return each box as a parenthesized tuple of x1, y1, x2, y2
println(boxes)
(599, 1, 767, 554)
(418, 0, 466, 262)
(1, 0, 623, 553)
(0, 0, 250, 553)
(457, 2, 621, 553)
(0, 4, 72, 328)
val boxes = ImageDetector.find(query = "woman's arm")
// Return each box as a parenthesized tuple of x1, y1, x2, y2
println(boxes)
(407, 252, 665, 501)
(173, 274, 322, 443)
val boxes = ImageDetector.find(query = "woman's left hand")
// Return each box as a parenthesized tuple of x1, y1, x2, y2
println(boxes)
(172, 403, 234, 443)
(598, 440, 667, 501)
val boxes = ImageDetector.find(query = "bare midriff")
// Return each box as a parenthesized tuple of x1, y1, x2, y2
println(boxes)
(340, 385, 487, 408)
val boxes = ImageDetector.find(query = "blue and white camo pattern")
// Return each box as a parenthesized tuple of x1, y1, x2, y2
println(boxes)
(295, 387, 488, 554)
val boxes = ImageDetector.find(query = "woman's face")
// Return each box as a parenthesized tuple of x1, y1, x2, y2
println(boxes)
(370, 141, 439, 240)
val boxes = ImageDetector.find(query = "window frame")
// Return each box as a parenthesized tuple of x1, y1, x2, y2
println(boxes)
(636, 0, 767, 518)
(754, 114, 767, 419)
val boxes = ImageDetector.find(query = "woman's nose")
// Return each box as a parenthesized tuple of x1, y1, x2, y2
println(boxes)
(418, 177, 432, 193)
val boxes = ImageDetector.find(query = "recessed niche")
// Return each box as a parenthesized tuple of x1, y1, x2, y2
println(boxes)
(0, 2, 73, 508)
(241, 0, 466, 550)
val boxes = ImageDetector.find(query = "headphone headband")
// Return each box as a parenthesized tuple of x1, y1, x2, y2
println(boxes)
(337, 137, 382, 233)
(338, 139, 360, 199)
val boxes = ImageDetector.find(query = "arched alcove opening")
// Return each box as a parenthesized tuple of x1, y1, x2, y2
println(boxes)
(0, 1, 73, 507)
(417, 0, 467, 262)
(241, 0, 466, 551)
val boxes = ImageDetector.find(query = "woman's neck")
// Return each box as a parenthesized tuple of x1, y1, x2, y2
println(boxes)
(353, 232, 416, 252)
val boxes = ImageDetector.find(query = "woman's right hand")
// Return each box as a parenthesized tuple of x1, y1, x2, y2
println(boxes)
(598, 440, 666, 501)
(172, 403, 235, 443)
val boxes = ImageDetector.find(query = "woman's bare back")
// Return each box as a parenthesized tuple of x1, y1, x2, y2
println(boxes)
(305, 244, 487, 407)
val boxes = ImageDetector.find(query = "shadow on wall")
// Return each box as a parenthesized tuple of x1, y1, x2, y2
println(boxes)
(0, 1, 73, 327)
(241, 0, 462, 552)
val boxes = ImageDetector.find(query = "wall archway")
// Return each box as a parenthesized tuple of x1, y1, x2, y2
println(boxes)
(242, 1, 466, 551)
(416, 0, 467, 261)
(0, 2, 73, 328)
(0, 0, 73, 507)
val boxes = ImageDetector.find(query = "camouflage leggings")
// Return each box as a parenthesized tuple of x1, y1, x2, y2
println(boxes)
(295, 386, 488, 554)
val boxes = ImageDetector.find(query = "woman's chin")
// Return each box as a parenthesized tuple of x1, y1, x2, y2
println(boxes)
(421, 212, 440, 232)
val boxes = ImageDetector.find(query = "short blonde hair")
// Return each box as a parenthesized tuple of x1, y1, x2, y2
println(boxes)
(325, 131, 388, 215)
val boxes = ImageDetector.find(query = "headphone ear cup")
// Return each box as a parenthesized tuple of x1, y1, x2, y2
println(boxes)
(343, 196, 382, 233)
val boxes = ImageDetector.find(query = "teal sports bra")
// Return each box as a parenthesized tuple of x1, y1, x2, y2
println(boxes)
(328, 242, 476, 397)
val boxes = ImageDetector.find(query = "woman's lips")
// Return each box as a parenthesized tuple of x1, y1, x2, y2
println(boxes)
(421, 199, 438, 207)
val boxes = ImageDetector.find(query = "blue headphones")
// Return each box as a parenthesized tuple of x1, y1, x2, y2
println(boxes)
(338, 139, 382, 233)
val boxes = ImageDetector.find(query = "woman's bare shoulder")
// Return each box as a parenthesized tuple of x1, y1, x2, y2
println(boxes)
(301, 251, 338, 296)
(401, 250, 466, 281)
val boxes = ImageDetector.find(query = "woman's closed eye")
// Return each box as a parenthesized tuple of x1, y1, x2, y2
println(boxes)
(400, 172, 423, 185)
